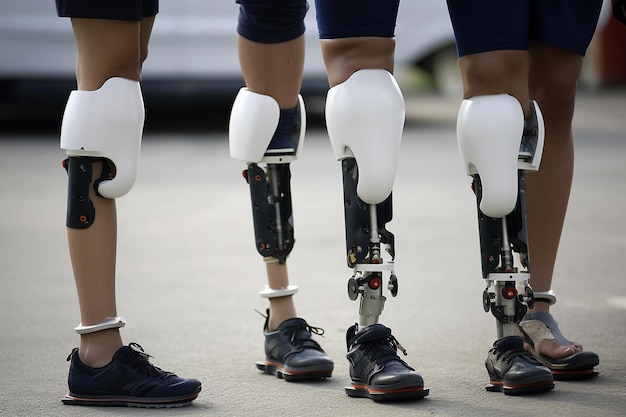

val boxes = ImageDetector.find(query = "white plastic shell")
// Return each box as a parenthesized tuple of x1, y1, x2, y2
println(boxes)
(229, 88, 305, 164)
(457, 94, 524, 218)
(60, 77, 144, 199)
(325, 69, 405, 205)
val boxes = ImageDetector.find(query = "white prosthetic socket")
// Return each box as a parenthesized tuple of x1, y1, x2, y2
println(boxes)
(229, 87, 305, 164)
(60, 77, 144, 199)
(457, 94, 544, 218)
(326, 69, 404, 204)
(326, 70, 405, 327)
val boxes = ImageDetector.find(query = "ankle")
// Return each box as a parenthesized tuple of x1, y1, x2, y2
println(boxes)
(267, 311, 297, 332)
(527, 300, 550, 314)
(267, 297, 297, 331)
(78, 329, 123, 368)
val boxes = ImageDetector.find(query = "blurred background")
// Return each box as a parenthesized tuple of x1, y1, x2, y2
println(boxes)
(0, 0, 624, 132)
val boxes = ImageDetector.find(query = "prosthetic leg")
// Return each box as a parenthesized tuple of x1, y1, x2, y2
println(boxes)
(230, 88, 334, 381)
(61, 77, 143, 333)
(457, 94, 555, 394)
(326, 69, 402, 327)
(457, 94, 544, 339)
(326, 69, 428, 400)
(229, 87, 304, 266)
(60, 78, 201, 407)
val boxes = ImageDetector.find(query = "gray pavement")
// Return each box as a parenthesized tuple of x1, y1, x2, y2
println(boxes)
(1, 89, 625, 416)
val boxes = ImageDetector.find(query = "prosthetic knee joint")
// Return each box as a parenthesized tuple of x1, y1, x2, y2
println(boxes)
(229, 88, 305, 297)
(61, 77, 144, 229)
(326, 69, 405, 326)
(457, 94, 544, 338)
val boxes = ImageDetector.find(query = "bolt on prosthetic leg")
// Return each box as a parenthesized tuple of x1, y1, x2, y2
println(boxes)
(457, 94, 555, 395)
(229, 88, 333, 381)
(326, 70, 429, 401)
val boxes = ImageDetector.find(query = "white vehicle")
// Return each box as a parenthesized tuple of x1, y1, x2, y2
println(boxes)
(0, 1, 456, 119)
(0, 1, 611, 120)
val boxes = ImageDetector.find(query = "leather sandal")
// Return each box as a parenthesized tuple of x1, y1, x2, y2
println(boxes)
(519, 312, 599, 380)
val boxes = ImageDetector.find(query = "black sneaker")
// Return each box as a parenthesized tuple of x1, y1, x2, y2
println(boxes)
(345, 324, 429, 401)
(256, 313, 334, 381)
(485, 336, 554, 395)
(62, 343, 201, 408)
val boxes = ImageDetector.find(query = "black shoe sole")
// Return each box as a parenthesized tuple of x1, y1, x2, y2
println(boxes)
(62, 386, 201, 408)
(552, 368, 599, 381)
(531, 351, 600, 381)
(256, 360, 333, 381)
(486, 379, 554, 396)
(345, 384, 430, 401)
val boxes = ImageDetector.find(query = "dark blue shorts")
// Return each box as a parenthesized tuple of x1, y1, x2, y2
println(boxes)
(236, 0, 309, 44)
(56, 0, 158, 21)
(315, 0, 399, 39)
(236, 0, 399, 43)
(446, 0, 603, 57)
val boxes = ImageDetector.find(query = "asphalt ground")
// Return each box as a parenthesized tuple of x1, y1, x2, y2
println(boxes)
(1, 89, 625, 416)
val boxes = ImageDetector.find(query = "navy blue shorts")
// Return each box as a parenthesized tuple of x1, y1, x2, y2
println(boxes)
(315, 0, 399, 39)
(236, 0, 309, 43)
(56, 0, 158, 21)
(446, 0, 603, 57)
(236, 0, 399, 43)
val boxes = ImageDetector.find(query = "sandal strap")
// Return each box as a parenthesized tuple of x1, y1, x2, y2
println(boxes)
(521, 311, 572, 346)
(519, 319, 555, 351)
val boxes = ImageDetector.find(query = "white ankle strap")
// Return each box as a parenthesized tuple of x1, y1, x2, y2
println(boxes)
(75, 316, 126, 334)
(259, 285, 299, 299)
(533, 290, 556, 305)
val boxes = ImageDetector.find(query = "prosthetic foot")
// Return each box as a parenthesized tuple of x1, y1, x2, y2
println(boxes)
(256, 310, 334, 381)
(345, 324, 429, 401)
(457, 94, 553, 393)
(520, 309, 599, 380)
(485, 336, 555, 395)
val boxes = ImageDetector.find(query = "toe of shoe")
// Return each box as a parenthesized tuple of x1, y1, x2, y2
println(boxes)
(286, 350, 334, 369)
(369, 364, 424, 389)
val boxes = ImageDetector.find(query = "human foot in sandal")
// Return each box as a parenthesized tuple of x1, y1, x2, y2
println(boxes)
(519, 311, 599, 380)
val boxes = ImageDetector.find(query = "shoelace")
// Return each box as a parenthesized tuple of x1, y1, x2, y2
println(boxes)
(291, 323, 325, 341)
(129, 342, 155, 360)
(255, 308, 326, 345)
(126, 343, 174, 379)
(388, 335, 408, 356)
(288, 322, 326, 352)
(360, 334, 409, 367)
(494, 346, 541, 366)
